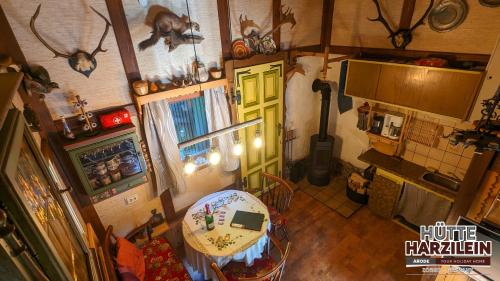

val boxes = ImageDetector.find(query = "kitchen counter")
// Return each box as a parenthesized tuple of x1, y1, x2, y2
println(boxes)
(358, 149, 456, 201)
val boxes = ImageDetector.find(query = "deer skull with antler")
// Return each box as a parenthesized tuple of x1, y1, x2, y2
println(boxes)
(368, 0, 434, 49)
(30, 4, 111, 77)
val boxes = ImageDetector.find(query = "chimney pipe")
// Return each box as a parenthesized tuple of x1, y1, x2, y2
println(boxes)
(312, 79, 332, 141)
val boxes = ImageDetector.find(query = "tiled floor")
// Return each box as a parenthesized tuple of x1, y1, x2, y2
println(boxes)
(300, 176, 363, 218)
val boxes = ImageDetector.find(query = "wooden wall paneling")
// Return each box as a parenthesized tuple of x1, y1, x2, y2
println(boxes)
(399, 0, 416, 29)
(273, 0, 281, 49)
(447, 151, 495, 224)
(320, 0, 335, 53)
(104, 0, 141, 85)
(217, 0, 232, 60)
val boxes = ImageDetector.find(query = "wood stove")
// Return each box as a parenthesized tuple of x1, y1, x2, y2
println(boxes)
(307, 79, 335, 186)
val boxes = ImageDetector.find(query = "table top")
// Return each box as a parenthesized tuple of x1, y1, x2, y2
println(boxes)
(182, 190, 269, 257)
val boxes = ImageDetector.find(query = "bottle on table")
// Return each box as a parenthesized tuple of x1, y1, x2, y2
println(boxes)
(205, 203, 215, 231)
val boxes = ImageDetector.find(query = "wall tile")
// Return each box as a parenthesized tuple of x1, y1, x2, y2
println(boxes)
(415, 143, 430, 156)
(439, 163, 456, 176)
(437, 137, 449, 150)
(455, 168, 467, 180)
(443, 152, 461, 166)
(425, 158, 441, 170)
(428, 148, 445, 161)
(446, 143, 464, 155)
(403, 150, 415, 161)
(462, 146, 476, 159)
(406, 140, 417, 152)
(413, 153, 427, 166)
(442, 126, 454, 136)
(458, 157, 472, 170)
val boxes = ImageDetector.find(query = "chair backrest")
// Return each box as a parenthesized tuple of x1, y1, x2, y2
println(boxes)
(260, 172, 294, 213)
(210, 234, 291, 281)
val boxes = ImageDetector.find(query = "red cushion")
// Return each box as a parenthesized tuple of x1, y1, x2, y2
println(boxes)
(117, 237, 146, 281)
(222, 257, 277, 281)
(142, 237, 190, 281)
(267, 206, 287, 226)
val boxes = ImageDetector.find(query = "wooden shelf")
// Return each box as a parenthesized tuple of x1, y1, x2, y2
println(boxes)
(366, 131, 400, 145)
(134, 78, 229, 110)
(0, 72, 23, 128)
(62, 123, 136, 150)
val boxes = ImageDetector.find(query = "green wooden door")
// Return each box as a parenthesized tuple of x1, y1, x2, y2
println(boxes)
(235, 61, 284, 192)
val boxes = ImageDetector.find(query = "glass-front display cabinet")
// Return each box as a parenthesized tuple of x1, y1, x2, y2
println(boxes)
(63, 124, 147, 203)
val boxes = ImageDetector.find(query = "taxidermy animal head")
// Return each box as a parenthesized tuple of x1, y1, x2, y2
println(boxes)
(30, 4, 111, 77)
(138, 8, 203, 51)
(368, 0, 434, 49)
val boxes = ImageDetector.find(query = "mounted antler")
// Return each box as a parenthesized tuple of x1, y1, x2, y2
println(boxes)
(409, 0, 434, 32)
(30, 4, 71, 59)
(89, 7, 111, 58)
(367, 0, 395, 38)
(239, 15, 260, 39)
(29, 4, 112, 77)
(368, 0, 434, 49)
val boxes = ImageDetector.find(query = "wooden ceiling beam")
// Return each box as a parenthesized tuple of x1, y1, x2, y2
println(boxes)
(399, 0, 417, 29)
(217, 0, 232, 60)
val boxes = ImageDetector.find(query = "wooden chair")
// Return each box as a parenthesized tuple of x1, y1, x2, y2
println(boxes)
(102, 224, 191, 281)
(210, 234, 291, 281)
(260, 172, 294, 240)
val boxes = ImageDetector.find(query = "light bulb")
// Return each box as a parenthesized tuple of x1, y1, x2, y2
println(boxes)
(232, 143, 243, 156)
(184, 161, 196, 174)
(253, 130, 263, 148)
(208, 149, 221, 165)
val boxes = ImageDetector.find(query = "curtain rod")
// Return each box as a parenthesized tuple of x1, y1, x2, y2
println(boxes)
(177, 117, 263, 149)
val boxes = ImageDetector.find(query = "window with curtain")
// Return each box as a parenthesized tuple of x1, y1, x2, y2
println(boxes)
(169, 95, 210, 162)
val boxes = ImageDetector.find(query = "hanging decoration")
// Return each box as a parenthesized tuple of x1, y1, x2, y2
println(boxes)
(138, 7, 204, 52)
(447, 87, 500, 152)
(30, 4, 111, 77)
(73, 95, 99, 136)
(368, 0, 434, 49)
(233, 5, 296, 59)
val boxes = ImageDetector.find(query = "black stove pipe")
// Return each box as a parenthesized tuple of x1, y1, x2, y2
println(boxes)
(312, 79, 332, 141)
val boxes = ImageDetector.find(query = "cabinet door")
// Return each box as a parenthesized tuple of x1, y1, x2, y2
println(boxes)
(345, 60, 381, 100)
(368, 173, 403, 218)
(419, 69, 483, 119)
(376, 65, 425, 107)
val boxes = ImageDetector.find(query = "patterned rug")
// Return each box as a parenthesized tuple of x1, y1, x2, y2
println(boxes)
(299, 176, 364, 218)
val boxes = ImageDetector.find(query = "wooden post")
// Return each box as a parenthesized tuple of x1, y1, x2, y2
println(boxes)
(217, 0, 232, 60)
(399, 0, 416, 29)
(320, 0, 335, 53)
(272, 0, 281, 49)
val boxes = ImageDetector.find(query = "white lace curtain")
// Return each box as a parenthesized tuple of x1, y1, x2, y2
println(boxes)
(204, 86, 239, 172)
(143, 100, 187, 195)
(143, 86, 238, 196)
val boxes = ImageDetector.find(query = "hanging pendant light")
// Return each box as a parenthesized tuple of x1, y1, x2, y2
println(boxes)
(232, 141, 243, 156)
(253, 129, 263, 148)
(208, 146, 221, 165)
(183, 156, 196, 175)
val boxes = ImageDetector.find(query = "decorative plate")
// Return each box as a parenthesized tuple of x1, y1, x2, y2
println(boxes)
(428, 0, 468, 32)
(232, 40, 251, 59)
(258, 36, 277, 55)
(479, 0, 500, 7)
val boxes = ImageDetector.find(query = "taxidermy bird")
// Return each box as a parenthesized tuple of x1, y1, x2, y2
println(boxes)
(22, 64, 59, 94)
(138, 9, 204, 51)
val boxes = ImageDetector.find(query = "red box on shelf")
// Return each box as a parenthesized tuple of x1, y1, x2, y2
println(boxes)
(99, 109, 132, 130)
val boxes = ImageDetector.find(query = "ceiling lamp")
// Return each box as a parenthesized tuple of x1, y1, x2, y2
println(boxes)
(183, 157, 196, 175)
(232, 141, 243, 156)
(253, 129, 263, 148)
(208, 146, 221, 165)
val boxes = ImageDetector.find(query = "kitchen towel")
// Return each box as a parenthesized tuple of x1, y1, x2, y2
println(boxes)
(337, 60, 353, 114)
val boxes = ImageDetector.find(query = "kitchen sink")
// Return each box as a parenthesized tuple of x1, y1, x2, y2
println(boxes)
(420, 172, 461, 192)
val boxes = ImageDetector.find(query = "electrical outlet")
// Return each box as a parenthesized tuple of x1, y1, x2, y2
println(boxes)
(125, 194, 138, 206)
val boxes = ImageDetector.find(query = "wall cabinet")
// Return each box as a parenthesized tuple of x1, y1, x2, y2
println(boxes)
(345, 60, 484, 119)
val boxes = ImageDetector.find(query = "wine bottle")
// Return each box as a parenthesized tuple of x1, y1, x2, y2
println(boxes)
(205, 203, 215, 231)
